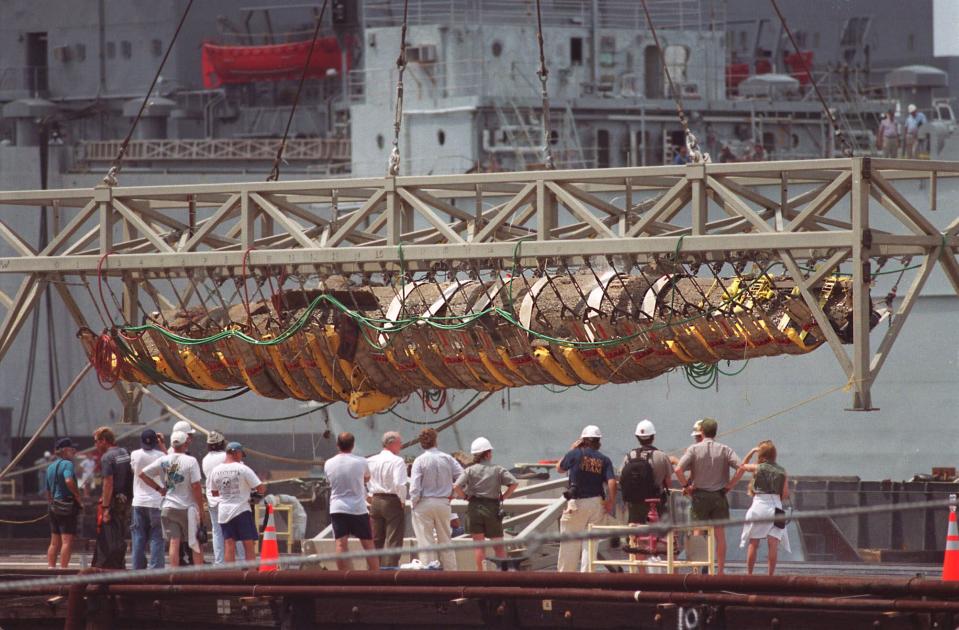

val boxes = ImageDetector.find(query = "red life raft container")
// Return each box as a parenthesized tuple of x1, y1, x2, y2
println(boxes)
(201, 38, 350, 89)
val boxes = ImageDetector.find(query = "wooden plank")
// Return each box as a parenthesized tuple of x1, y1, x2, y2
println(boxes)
(627, 179, 689, 237)
(545, 181, 617, 239)
(396, 188, 466, 244)
(784, 172, 851, 232)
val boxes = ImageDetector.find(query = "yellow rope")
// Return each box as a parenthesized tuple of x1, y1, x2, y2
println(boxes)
(0, 513, 48, 525)
(667, 379, 856, 456)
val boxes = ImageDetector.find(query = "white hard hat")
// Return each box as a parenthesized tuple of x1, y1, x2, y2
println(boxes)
(580, 425, 602, 439)
(470, 436, 493, 455)
(172, 420, 196, 435)
(635, 419, 656, 437)
(691, 419, 704, 437)
(170, 431, 189, 447)
(908, 103, 917, 113)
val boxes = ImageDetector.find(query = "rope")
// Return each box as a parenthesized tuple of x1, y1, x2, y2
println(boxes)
(533, 0, 555, 169)
(266, 0, 331, 182)
(387, 0, 410, 176)
(0, 365, 93, 481)
(0, 513, 48, 525)
(638, 0, 709, 163)
(137, 386, 326, 466)
(102, 0, 195, 186)
(769, 0, 854, 157)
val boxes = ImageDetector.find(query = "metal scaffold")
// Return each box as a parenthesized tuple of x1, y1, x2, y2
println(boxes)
(0, 157, 955, 416)
(0, 158, 959, 418)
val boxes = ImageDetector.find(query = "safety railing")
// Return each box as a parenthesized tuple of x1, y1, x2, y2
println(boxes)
(74, 138, 351, 163)
(362, 0, 720, 31)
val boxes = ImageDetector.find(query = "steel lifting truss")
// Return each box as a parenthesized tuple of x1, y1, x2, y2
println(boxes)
(0, 157, 956, 412)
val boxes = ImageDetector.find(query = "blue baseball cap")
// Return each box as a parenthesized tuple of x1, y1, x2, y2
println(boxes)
(140, 429, 158, 449)
(55, 437, 74, 450)
(226, 441, 245, 453)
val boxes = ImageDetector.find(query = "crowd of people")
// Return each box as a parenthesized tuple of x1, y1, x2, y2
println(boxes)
(877, 104, 927, 158)
(44, 421, 267, 570)
(44, 417, 788, 575)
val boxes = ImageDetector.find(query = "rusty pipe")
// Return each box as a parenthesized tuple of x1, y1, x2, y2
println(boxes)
(124, 570, 955, 597)
(99, 584, 959, 613)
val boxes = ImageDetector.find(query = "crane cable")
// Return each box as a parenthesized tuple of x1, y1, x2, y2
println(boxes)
(387, 0, 410, 176)
(769, 0, 854, 157)
(102, 0, 196, 186)
(266, 0, 331, 181)
(638, 0, 709, 164)
(533, 0, 555, 169)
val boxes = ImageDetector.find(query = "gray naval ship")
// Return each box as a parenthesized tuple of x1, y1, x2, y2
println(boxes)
(0, 0, 956, 500)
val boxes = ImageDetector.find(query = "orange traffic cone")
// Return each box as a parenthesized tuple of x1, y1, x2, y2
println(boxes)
(942, 497, 959, 581)
(259, 504, 279, 572)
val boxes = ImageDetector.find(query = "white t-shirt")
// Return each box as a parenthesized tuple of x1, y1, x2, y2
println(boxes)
(142, 452, 202, 510)
(130, 447, 165, 509)
(208, 461, 263, 523)
(202, 451, 228, 507)
(324, 453, 370, 515)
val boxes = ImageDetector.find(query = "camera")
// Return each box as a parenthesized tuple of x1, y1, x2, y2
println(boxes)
(562, 485, 577, 501)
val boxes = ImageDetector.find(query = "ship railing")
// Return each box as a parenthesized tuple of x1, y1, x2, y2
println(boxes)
(74, 138, 351, 164)
(362, 0, 720, 32)
(349, 59, 489, 104)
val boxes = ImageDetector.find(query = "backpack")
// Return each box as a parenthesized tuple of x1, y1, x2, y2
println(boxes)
(620, 446, 660, 503)
(108, 447, 134, 500)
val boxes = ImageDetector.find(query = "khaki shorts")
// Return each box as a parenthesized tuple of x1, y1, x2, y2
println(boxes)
(160, 507, 189, 541)
(467, 498, 503, 538)
(690, 490, 729, 522)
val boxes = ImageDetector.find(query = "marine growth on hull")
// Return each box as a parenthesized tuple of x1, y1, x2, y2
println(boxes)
(78, 264, 877, 418)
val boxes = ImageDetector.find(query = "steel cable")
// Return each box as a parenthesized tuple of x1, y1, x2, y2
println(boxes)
(267, 0, 331, 182)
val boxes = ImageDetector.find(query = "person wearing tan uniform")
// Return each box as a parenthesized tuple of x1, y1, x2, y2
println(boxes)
(675, 418, 741, 574)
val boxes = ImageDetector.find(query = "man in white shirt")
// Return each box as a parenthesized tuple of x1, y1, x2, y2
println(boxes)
(367, 431, 408, 567)
(201, 431, 245, 565)
(130, 429, 166, 569)
(209, 442, 265, 563)
(409, 428, 463, 570)
(139, 430, 207, 567)
(324, 432, 379, 571)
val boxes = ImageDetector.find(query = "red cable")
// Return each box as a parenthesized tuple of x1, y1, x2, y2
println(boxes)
(91, 330, 122, 389)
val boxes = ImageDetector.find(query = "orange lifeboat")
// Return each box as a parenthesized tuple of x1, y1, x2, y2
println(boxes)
(201, 38, 350, 89)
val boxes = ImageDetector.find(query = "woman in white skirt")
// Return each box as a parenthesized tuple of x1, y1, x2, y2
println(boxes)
(734, 440, 790, 575)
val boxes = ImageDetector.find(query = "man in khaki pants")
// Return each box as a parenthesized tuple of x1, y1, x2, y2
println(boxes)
(555, 425, 617, 572)
(409, 428, 463, 569)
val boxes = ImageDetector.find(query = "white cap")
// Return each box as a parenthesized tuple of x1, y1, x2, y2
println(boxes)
(170, 430, 189, 447)
(172, 420, 196, 435)
(580, 425, 602, 439)
(908, 103, 917, 113)
(691, 419, 704, 437)
(470, 436, 494, 455)
(635, 419, 656, 437)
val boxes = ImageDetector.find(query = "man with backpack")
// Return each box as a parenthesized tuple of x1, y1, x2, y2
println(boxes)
(93, 426, 133, 569)
(620, 419, 676, 525)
